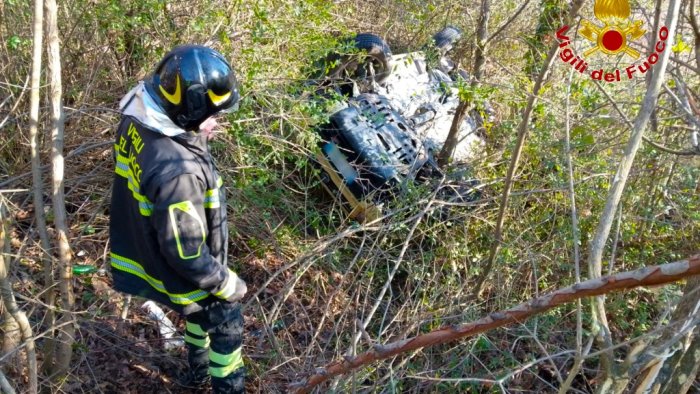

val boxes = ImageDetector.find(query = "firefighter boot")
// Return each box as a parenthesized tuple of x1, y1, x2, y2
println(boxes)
(183, 321, 211, 387)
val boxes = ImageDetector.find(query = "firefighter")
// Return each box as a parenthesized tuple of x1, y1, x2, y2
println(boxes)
(109, 45, 246, 392)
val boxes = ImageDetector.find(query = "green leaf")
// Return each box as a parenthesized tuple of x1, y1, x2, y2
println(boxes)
(7, 35, 21, 50)
(572, 125, 587, 137)
(672, 35, 691, 53)
(580, 134, 595, 146)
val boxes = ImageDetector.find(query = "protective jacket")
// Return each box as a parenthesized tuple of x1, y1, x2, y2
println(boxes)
(110, 86, 238, 315)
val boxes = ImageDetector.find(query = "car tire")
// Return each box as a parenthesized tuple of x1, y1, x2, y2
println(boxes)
(328, 33, 393, 86)
(433, 26, 462, 52)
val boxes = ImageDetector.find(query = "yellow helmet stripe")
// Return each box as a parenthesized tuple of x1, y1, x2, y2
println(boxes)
(207, 89, 231, 106)
(159, 75, 181, 105)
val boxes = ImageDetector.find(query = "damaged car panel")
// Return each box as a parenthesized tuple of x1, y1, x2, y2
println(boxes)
(313, 28, 487, 221)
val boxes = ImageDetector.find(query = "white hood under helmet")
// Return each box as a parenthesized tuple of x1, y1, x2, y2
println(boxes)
(119, 81, 186, 137)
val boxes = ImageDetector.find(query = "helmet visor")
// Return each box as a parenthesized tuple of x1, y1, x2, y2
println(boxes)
(217, 88, 240, 114)
(219, 100, 239, 114)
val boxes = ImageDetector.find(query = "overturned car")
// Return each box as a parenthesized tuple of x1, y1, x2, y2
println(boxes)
(312, 28, 490, 221)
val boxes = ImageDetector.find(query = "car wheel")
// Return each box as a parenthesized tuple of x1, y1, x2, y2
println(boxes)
(433, 26, 462, 52)
(328, 33, 393, 86)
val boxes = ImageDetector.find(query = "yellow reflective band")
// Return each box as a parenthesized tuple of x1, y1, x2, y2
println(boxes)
(205, 177, 223, 197)
(207, 89, 231, 106)
(204, 177, 223, 209)
(186, 322, 207, 337)
(185, 334, 211, 348)
(114, 152, 153, 216)
(168, 201, 206, 260)
(203, 194, 220, 209)
(110, 253, 209, 305)
(209, 348, 243, 378)
(115, 151, 129, 177)
(159, 75, 181, 105)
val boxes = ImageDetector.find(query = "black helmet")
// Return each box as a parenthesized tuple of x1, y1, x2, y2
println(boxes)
(146, 45, 240, 130)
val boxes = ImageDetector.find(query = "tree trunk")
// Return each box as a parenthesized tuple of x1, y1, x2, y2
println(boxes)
(0, 200, 38, 394)
(45, 0, 74, 377)
(627, 276, 700, 393)
(29, 0, 48, 261)
(658, 328, 700, 394)
(2, 309, 20, 365)
(437, 99, 470, 166)
(586, 0, 681, 388)
(557, 69, 584, 394)
(437, 0, 532, 164)
(690, 0, 700, 70)
(28, 0, 58, 374)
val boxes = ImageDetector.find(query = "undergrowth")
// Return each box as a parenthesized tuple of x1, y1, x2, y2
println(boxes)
(0, 0, 698, 392)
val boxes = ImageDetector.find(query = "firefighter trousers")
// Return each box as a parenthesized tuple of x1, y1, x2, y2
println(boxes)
(185, 301, 245, 393)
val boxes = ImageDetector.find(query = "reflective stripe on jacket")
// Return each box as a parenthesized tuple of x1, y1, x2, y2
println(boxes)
(109, 116, 234, 315)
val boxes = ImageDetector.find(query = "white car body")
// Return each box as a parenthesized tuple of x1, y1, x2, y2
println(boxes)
(373, 52, 485, 162)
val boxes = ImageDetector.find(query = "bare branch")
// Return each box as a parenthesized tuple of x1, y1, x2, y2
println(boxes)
(290, 255, 700, 393)
(592, 80, 699, 156)
(0, 369, 15, 394)
(0, 77, 29, 131)
(485, 0, 533, 45)
(349, 178, 443, 353)
(0, 140, 114, 189)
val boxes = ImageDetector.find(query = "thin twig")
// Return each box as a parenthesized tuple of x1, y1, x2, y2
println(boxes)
(592, 80, 699, 156)
(559, 66, 583, 394)
(484, 0, 532, 45)
(0, 76, 29, 131)
(0, 140, 112, 189)
(0, 369, 15, 394)
(349, 177, 444, 353)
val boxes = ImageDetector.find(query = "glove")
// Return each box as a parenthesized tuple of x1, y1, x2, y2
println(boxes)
(216, 270, 247, 303)
(227, 274, 247, 303)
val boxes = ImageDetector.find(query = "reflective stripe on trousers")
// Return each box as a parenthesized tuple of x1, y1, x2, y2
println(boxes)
(185, 302, 245, 393)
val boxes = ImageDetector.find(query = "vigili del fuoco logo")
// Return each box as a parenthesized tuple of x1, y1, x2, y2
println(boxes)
(557, 0, 669, 82)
